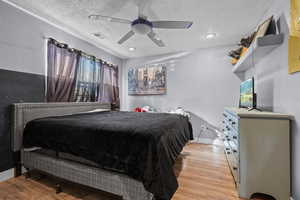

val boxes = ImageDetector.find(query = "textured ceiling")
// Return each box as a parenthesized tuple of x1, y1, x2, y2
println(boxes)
(7, 0, 274, 58)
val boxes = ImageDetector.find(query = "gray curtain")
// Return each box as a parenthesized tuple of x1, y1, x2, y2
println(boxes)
(46, 38, 119, 106)
(73, 55, 102, 102)
(46, 39, 79, 102)
(101, 64, 120, 108)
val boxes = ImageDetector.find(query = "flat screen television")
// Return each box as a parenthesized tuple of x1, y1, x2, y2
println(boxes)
(239, 77, 255, 109)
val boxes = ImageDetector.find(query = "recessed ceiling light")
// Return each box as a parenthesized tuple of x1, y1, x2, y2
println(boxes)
(129, 47, 136, 51)
(206, 33, 217, 39)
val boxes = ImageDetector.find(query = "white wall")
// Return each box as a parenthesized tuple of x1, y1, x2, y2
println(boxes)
(0, 0, 122, 76)
(121, 46, 241, 139)
(244, 0, 299, 199)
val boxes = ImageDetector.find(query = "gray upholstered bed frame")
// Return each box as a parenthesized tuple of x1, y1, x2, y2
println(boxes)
(11, 102, 153, 200)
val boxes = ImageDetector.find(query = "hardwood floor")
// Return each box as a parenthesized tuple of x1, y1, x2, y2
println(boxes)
(0, 144, 243, 200)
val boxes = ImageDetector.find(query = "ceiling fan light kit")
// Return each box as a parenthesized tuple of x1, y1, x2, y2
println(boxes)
(131, 18, 153, 35)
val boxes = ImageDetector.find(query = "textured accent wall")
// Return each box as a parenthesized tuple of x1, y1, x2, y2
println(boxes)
(0, 69, 45, 171)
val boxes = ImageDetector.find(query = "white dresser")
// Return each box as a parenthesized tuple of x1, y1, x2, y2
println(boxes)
(222, 107, 292, 200)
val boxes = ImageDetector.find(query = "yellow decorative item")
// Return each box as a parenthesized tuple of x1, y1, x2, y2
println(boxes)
(291, 0, 300, 37)
(240, 47, 248, 58)
(231, 58, 238, 65)
(288, 36, 300, 74)
(289, 0, 300, 74)
(231, 47, 248, 65)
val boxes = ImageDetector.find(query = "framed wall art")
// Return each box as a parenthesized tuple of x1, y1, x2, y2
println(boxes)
(128, 64, 167, 95)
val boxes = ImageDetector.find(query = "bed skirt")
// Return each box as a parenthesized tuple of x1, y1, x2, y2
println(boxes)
(22, 150, 153, 200)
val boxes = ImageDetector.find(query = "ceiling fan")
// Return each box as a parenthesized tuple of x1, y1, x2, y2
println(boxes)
(88, 4, 193, 47)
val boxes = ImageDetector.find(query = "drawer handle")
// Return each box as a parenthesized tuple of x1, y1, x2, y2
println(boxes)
(228, 119, 232, 122)
(226, 151, 231, 154)
(233, 166, 238, 170)
(225, 148, 230, 151)
(233, 150, 238, 153)
(233, 136, 237, 139)
(232, 122, 236, 125)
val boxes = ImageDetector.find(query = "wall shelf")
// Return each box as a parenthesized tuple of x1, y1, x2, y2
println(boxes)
(232, 34, 284, 73)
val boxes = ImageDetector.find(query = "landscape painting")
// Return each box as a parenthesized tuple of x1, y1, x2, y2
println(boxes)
(128, 65, 167, 95)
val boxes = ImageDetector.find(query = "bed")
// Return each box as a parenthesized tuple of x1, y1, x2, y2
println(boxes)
(11, 102, 193, 200)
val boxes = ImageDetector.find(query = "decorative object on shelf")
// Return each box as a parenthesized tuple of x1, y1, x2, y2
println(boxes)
(230, 47, 249, 65)
(232, 34, 284, 73)
(229, 45, 249, 65)
(288, 0, 300, 74)
(252, 16, 273, 42)
(228, 16, 275, 66)
(229, 47, 243, 59)
(239, 32, 256, 48)
(128, 64, 167, 95)
(228, 34, 255, 65)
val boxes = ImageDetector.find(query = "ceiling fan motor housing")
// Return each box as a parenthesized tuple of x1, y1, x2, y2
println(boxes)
(131, 18, 153, 35)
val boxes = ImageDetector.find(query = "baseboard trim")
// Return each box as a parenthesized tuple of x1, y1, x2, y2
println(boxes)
(0, 168, 14, 182)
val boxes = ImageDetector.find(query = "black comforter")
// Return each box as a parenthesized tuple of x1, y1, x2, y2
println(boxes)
(23, 111, 193, 200)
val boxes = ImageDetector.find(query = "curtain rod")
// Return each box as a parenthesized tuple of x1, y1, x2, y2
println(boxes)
(43, 37, 117, 67)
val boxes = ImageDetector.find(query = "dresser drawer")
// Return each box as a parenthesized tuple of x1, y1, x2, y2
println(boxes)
(223, 111, 239, 159)
(223, 110, 240, 186)
(225, 149, 239, 184)
(223, 112, 239, 131)
(224, 140, 231, 151)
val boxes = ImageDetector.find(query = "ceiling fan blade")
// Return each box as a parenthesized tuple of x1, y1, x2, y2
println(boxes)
(152, 21, 193, 29)
(118, 30, 135, 44)
(88, 14, 131, 24)
(147, 32, 165, 47)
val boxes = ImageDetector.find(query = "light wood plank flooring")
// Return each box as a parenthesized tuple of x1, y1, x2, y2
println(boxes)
(0, 144, 243, 200)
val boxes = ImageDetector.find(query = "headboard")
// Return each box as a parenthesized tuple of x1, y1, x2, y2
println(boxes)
(11, 102, 111, 152)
